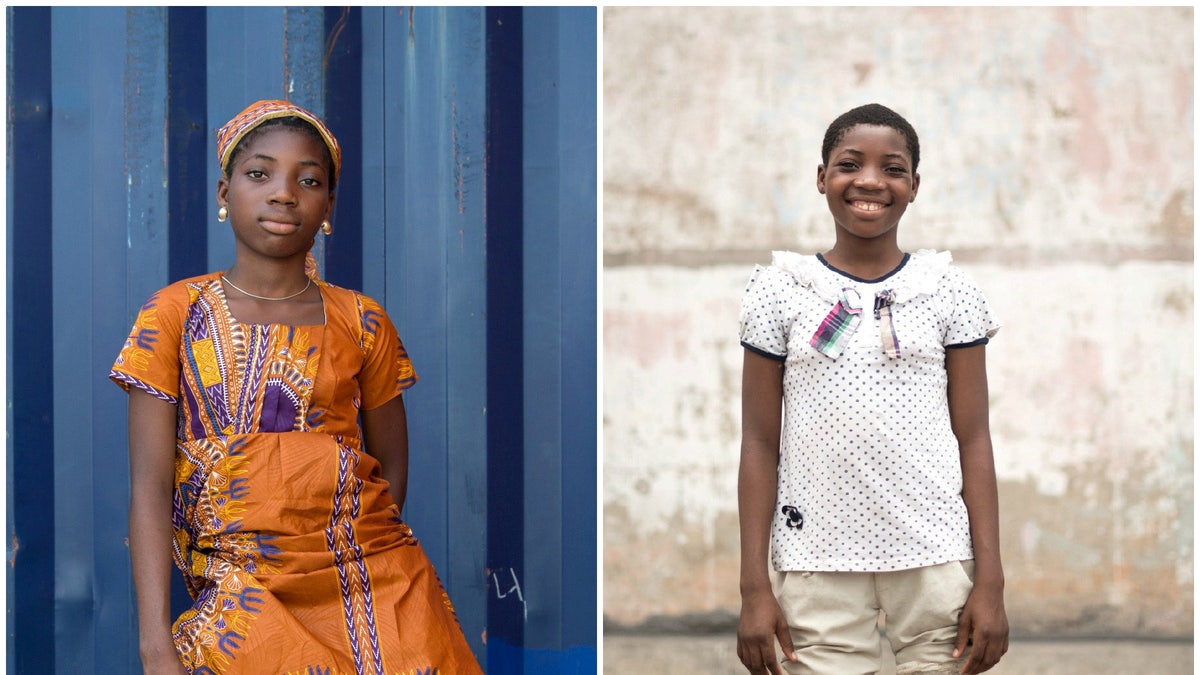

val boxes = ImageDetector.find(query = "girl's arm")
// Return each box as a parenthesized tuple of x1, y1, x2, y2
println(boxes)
(127, 389, 188, 675)
(736, 350, 796, 674)
(361, 394, 410, 511)
(946, 344, 1009, 674)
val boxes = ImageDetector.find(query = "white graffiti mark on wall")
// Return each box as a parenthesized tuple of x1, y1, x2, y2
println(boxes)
(490, 566, 528, 621)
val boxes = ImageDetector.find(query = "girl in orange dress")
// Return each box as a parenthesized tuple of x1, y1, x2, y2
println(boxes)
(112, 100, 483, 675)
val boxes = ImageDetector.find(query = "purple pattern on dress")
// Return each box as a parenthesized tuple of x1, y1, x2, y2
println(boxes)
(109, 370, 177, 403)
(182, 384, 206, 440)
(259, 380, 299, 432)
(326, 442, 385, 674)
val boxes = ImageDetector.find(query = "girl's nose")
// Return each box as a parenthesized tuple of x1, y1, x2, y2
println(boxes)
(854, 169, 885, 189)
(269, 179, 297, 204)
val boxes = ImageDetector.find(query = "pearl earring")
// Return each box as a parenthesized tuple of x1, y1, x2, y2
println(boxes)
(321, 221, 332, 235)
(218, 206, 228, 222)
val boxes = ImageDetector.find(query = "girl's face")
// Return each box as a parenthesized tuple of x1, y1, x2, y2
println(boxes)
(816, 124, 919, 244)
(217, 125, 334, 263)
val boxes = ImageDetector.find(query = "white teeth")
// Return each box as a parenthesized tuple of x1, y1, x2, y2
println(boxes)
(853, 201, 883, 211)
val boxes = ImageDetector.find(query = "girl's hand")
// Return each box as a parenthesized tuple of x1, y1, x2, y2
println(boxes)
(140, 652, 188, 675)
(953, 583, 1008, 674)
(736, 587, 796, 674)
(142, 665, 188, 675)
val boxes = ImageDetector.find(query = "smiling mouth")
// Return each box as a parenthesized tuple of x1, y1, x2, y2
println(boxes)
(850, 200, 887, 212)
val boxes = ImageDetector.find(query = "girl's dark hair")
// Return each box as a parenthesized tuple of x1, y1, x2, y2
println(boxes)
(224, 116, 338, 190)
(821, 103, 920, 173)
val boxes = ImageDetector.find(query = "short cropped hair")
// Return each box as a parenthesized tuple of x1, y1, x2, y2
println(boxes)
(821, 103, 920, 173)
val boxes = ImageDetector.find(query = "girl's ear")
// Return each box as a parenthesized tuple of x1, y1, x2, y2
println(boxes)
(816, 164, 827, 194)
(909, 172, 920, 203)
(217, 177, 229, 208)
(325, 191, 336, 221)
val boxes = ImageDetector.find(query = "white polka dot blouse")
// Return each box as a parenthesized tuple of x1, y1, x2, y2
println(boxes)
(739, 250, 1001, 572)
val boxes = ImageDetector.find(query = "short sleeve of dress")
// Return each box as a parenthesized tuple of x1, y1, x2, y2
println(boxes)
(109, 284, 187, 403)
(941, 265, 1002, 348)
(356, 294, 418, 410)
(738, 265, 793, 361)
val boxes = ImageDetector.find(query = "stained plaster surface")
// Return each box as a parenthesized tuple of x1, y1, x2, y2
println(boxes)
(602, 6, 1193, 638)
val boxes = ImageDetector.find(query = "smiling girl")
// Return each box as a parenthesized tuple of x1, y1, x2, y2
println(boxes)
(111, 100, 482, 675)
(736, 104, 1008, 675)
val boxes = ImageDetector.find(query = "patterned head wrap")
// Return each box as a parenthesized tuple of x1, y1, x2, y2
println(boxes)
(216, 99, 342, 185)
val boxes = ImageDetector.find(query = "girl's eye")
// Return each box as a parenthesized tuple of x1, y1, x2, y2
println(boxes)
(837, 161, 858, 170)
(246, 169, 266, 179)
(300, 177, 321, 187)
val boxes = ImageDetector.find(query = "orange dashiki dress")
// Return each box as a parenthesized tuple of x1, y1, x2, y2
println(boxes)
(110, 272, 482, 675)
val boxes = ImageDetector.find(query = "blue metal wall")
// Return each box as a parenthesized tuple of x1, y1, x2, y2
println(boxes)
(5, 6, 597, 673)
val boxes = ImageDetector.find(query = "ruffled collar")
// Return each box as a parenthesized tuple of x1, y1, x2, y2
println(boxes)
(770, 249, 952, 306)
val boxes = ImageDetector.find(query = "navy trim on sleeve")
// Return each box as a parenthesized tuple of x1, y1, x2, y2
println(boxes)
(946, 337, 990, 350)
(741, 341, 786, 361)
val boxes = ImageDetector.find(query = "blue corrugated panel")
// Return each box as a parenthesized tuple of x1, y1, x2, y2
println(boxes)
(7, 6, 57, 674)
(166, 6, 209, 285)
(485, 7, 600, 674)
(115, 8, 171, 667)
(5, 6, 597, 673)
(51, 8, 132, 670)
(360, 7, 491, 660)
(525, 6, 598, 663)
(322, 6, 364, 292)
(203, 7, 288, 271)
(484, 7, 528, 674)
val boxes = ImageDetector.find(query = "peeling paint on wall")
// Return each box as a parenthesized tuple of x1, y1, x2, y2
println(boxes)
(603, 7, 1194, 260)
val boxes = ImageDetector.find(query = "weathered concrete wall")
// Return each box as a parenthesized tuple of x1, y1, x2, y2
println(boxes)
(602, 6, 1193, 638)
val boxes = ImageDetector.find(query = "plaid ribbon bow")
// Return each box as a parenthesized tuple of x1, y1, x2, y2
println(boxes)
(810, 287, 902, 359)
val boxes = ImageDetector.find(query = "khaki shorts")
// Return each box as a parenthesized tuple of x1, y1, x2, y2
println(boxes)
(771, 560, 975, 675)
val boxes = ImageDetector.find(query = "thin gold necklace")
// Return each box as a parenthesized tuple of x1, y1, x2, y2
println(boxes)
(221, 275, 312, 301)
